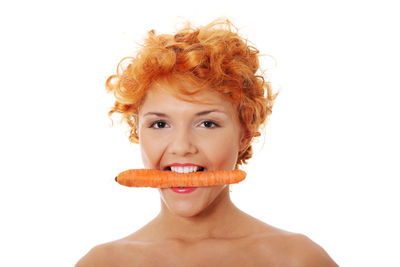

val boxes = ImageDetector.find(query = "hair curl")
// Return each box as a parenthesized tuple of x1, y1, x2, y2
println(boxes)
(106, 18, 278, 169)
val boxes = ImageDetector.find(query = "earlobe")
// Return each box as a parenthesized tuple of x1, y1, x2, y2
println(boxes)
(240, 138, 250, 152)
(239, 130, 251, 151)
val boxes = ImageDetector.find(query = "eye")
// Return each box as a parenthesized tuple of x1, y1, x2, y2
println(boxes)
(149, 120, 168, 129)
(200, 120, 219, 128)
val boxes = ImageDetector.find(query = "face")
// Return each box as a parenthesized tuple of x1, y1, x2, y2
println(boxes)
(138, 79, 246, 218)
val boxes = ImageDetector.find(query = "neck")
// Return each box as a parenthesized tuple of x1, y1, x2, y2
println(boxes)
(153, 186, 247, 242)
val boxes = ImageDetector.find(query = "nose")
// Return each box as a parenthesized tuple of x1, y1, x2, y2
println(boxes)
(167, 125, 198, 156)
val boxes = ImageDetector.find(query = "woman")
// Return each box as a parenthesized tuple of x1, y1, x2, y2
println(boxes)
(76, 19, 337, 266)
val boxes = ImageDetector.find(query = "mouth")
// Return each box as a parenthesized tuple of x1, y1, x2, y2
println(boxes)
(163, 165, 206, 188)
(164, 166, 205, 172)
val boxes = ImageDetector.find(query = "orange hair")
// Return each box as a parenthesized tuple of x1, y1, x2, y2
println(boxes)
(106, 18, 278, 168)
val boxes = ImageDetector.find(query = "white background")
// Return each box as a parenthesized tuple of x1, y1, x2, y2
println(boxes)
(1, 0, 399, 266)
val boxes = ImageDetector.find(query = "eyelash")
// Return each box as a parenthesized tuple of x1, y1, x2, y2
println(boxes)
(149, 120, 220, 129)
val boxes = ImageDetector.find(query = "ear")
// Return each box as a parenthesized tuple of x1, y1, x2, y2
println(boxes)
(239, 128, 251, 152)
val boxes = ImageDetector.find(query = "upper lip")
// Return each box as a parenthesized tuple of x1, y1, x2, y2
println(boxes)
(163, 163, 206, 170)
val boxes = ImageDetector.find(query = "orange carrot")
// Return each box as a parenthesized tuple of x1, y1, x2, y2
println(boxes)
(115, 169, 246, 188)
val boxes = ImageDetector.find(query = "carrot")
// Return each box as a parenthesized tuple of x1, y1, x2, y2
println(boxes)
(115, 169, 246, 188)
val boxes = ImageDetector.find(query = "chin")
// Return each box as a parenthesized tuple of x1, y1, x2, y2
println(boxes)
(162, 198, 207, 217)
(173, 209, 203, 218)
(172, 202, 205, 217)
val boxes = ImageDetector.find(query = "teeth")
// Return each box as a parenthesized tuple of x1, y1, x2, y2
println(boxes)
(170, 166, 199, 173)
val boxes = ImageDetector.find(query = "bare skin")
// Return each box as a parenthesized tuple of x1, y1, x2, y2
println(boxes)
(76, 211, 338, 267)
(76, 79, 338, 266)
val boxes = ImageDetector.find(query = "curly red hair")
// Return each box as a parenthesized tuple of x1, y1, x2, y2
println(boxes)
(106, 18, 278, 168)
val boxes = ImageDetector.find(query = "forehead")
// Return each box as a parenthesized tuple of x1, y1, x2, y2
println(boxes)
(139, 80, 237, 115)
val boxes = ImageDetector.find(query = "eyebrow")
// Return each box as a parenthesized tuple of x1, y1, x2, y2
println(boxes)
(143, 109, 225, 117)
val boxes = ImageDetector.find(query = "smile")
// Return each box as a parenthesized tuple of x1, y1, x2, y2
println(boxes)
(167, 166, 205, 173)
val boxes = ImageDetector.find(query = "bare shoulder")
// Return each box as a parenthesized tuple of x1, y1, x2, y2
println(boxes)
(75, 242, 120, 267)
(256, 229, 338, 266)
(74, 243, 112, 267)
(75, 240, 138, 267)
(284, 233, 338, 266)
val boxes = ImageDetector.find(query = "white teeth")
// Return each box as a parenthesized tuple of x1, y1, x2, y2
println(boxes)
(170, 166, 199, 173)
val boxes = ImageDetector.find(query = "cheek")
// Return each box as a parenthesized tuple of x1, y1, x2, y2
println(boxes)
(139, 133, 164, 167)
(200, 131, 240, 163)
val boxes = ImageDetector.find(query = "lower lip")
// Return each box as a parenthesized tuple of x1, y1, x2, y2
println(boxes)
(170, 187, 198, 193)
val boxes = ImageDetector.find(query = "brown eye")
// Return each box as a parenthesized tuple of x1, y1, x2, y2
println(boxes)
(150, 121, 167, 129)
(201, 121, 219, 128)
